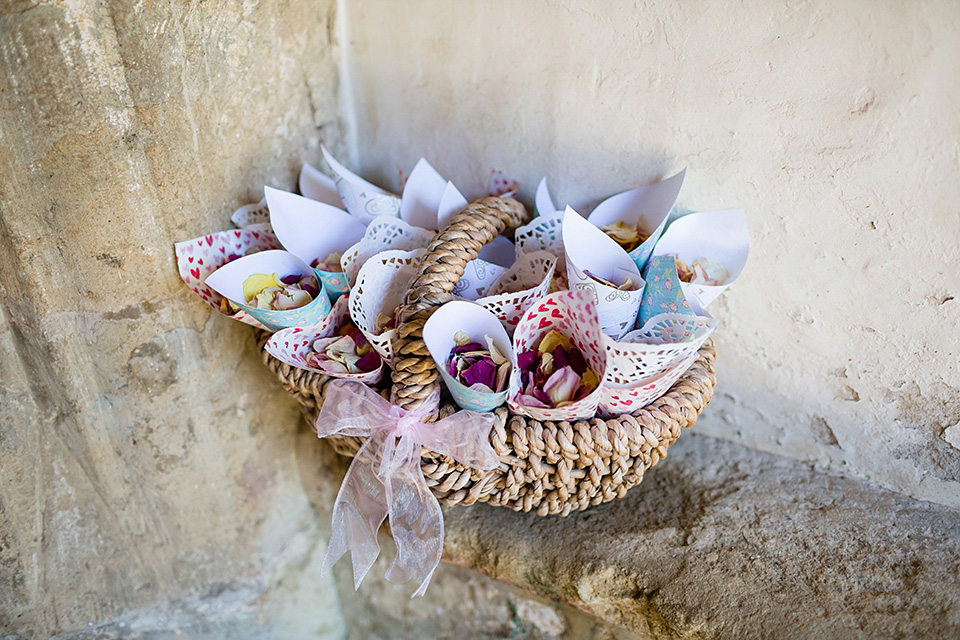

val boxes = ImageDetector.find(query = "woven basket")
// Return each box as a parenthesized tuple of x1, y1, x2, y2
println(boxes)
(261, 196, 717, 516)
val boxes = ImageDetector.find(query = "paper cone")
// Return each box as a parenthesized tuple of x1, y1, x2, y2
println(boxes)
(230, 198, 269, 229)
(299, 161, 345, 208)
(586, 169, 685, 272)
(340, 217, 435, 288)
(507, 290, 607, 422)
(598, 352, 699, 416)
(322, 145, 401, 224)
(652, 208, 749, 307)
(264, 295, 383, 385)
(349, 249, 425, 361)
(265, 186, 365, 300)
(637, 255, 697, 328)
(174, 227, 282, 328)
(562, 207, 644, 341)
(204, 249, 332, 331)
(475, 251, 557, 330)
(423, 301, 513, 412)
(453, 259, 510, 301)
(515, 210, 565, 263)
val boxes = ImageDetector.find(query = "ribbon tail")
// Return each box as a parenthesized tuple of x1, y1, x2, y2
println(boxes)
(321, 432, 391, 589)
(381, 436, 444, 597)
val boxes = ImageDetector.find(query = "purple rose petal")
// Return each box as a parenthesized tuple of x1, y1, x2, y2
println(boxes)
(452, 342, 485, 354)
(568, 347, 587, 375)
(517, 350, 538, 372)
(356, 350, 381, 372)
(461, 358, 496, 389)
(280, 274, 300, 285)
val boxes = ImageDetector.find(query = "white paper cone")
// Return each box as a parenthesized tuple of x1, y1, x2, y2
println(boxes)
(400, 158, 448, 230)
(515, 210, 565, 264)
(340, 217, 435, 288)
(562, 207, 644, 340)
(652, 208, 749, 307)
(266, 186, 365, 298)
(436, 181, 468, 230)
(586, 169, 685, 271)
(535, 177, 558, 216)
(299, 162, 345, 208)
(453, 259, 510, 301)
(423, 301, 513, 412)
(231, 198, 269, 228)
(475, 251, 557, 330)
(322, 145, 401, 224)
(349, 249, 425, 361)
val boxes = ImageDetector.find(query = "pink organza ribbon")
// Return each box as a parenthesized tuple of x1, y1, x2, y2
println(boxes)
(316, 379, 499, 596)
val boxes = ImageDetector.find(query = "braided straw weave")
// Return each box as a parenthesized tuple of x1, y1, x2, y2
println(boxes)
(260, 196, 717, 516)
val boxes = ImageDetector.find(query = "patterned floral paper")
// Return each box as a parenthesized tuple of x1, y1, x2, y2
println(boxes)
(638, 255, 697, 328)
(174, 226, 282, 329)
(507, 290, 607, 422)
(264, 295, 384, 384)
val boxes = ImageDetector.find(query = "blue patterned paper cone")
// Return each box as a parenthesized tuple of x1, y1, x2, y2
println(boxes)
(313, 268, 350, 301)
(627, 214, 670, 273)
(238, 282, 332, 332)
(638, 255, 696, 328)
(423, 301, 513, 413)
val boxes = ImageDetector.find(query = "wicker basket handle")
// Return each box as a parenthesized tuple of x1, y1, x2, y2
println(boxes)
(390, 196, 529, 414)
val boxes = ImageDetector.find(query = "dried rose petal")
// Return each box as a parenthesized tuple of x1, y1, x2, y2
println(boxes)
(544, 366, 581, 405)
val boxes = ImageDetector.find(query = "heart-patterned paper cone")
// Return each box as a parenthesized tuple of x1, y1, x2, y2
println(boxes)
(349, 249, 425, 361)
(475, 251, 557, 331)
(598, 303, 717, 415)
(507, 289, 607, 422)
(598, 352, 700, 416)
(423, 301, 513, 412)
(266, 186, 365, 300)
(562, 207, 644, 341)
(652, 208, 749, 307)
(204, 249, 332, 332)
(174, 227, 282, 328)
(264, 295, 384, 385)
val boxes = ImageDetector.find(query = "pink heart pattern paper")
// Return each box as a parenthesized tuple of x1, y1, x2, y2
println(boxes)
(507, 289, 607, 422)
(598, 353, 699, 416)
(174, 227, 282, 329)
(264, 295, 384, 385)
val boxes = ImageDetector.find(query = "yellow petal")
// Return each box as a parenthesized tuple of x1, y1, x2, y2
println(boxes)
(243, 272, 282, 302)
(580, 369, 599, 393)
(538, 330, 571, 355)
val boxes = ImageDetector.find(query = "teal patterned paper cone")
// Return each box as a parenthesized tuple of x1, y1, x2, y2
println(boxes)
(423, 301, 513, 412)
(638, 255, 697, 328)
(204, 249, 332, 332)
(627, 214, 670, 273)
(313, 268, 350, 301)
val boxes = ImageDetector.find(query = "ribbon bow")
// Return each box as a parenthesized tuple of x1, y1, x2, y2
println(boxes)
(317, 379, 499, 596)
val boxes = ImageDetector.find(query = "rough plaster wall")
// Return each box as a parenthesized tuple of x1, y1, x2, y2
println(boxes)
(342, 0, 960, 508)
(0, 1, 345, 637)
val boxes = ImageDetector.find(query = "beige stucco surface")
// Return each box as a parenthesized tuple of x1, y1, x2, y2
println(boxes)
(341, 0, 960, 508)
(0, 1, 345, 636)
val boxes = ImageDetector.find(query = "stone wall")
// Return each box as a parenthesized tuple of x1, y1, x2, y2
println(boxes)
(0, 1, 345, 636)
(341, 0, 960, 508)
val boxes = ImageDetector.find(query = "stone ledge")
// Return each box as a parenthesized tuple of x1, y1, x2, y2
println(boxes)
(439, 433, 960, 639)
